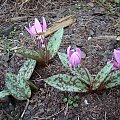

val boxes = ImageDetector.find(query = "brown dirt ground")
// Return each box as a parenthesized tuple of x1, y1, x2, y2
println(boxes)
(0, 0, 120, 120)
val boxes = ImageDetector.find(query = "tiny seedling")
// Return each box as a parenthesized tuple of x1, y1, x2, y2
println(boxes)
(63, 95, 80, 108)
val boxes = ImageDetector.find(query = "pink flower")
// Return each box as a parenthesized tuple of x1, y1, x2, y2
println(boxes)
(67, 46, 81, 68)
(25, 17, 47, 37)
(108, 49, 120, 70)
(25, 17, 47, 48)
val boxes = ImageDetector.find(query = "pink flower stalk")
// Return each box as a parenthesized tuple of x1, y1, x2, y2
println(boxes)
(25, 17, 47, 36)
(108, 49, 120, 70)
(67, 46, 82, 68)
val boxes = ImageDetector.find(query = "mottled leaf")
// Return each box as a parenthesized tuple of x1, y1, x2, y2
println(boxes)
(18, 59, 36, 81)
(58, 52, 69, 68)
(5, 73, 31, 100)
(93, 64, 113, 90)
(0, 90, 10, 98)
(16, 48, 45, 64)
(72, 66, 93, 85)
(44, 74, 88, 92)
(105, 70, 120, 89)
(47, 28, 64, 59)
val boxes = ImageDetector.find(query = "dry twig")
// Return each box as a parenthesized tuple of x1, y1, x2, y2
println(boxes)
(19, 99, 29, 120)
(45, 15, 76, 37)
(92, 35, 120, 41)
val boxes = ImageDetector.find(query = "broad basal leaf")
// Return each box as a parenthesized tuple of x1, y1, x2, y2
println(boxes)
(93, 64, 113, 90)
(105, 70, 120, 89)
(5, 73, 31, 100)
(44, 74, 88, 92)
(0, 90, 10, 99)
(18, 59, 36, 81)
(58, 52, 69, 68)
(47, 28, 64, 59)
(72, 66, 93, 85)
(16, 48, 41, 62)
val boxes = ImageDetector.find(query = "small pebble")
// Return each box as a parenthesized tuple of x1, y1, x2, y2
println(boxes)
(84, 99, 89, 105)
(88, 36, 92, 40)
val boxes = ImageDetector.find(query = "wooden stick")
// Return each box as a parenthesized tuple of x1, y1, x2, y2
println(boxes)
(19, 99, 29, 120)
(92, 35, 120, 41)
(10, 16, 28, 22)
(44, 15, 76, 37)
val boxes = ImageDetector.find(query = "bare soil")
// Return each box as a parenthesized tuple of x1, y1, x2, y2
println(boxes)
(0, 0, 120, 120)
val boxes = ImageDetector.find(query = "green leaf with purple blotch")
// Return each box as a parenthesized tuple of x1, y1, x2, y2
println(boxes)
(17, 59, 36, 81)
(73, 66, 93, 85)
(105, 70, 120, 89)
(5, 73, 31, 100)
(92, 64, 113, 90)
(47, 28, 64, 60)
(44, 74, 88, 92)
(0, 90, 10, 99)
(16, 48, 44, 62)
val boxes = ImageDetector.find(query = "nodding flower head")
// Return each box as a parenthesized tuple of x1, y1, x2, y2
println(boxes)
(25, 17, 47, 36)
(108, 49, 120, 70)
(67, 46, 82, 68)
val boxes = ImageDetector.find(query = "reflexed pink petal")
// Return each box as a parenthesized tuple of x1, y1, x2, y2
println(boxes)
(113, 49, 120, 64)
(34, 18, 42, 33)
(30, 26, 37, 35)
(42, 17, 47, 32)
(25, 26, 34, 36)
(25, 26, 31, 34)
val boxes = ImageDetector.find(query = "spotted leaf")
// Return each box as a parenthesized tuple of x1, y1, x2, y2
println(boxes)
(73, 66, 93, 85)
(47, 28, 64, 59)
(5, 73, 31, 100)
(44, 74, 88, 92)
(18, 59, 36, 81)
(58, 52, 69, 68)
(93, 64, 113, 90)
(0, 90, 10, 99)
(105, 70, 120, 88)
(16, 48, 45, 64)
